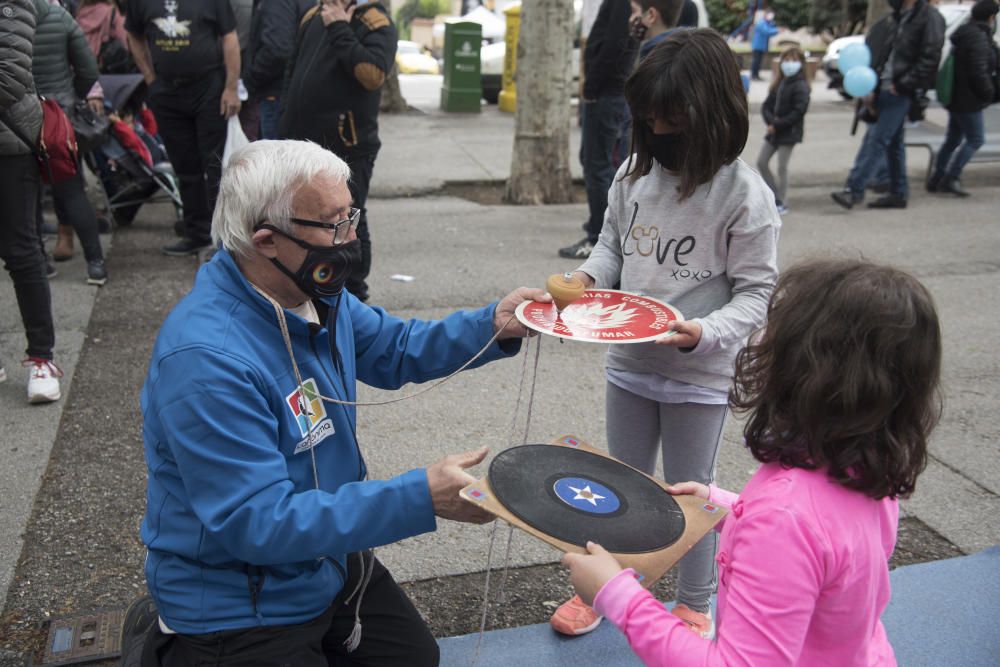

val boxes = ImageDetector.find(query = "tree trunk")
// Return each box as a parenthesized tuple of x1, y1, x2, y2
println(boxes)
(867, 0, 890, 28)
(380, 64, 409, 114)
(504, 0, 575, 205)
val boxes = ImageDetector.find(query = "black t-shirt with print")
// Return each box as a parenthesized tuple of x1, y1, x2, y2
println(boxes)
(125, 0, 237, 81)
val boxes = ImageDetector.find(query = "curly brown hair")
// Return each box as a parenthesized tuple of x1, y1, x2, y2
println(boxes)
(730, 259, 942, 500)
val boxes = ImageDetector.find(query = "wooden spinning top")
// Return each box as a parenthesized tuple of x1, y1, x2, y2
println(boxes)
(546, 273, 586, 312)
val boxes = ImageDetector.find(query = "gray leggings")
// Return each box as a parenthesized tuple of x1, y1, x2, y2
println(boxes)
(606, 381, 727, 614)
(757, 141, 795, 204)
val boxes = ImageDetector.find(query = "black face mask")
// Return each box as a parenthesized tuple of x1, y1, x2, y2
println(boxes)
(259, 224, 361, 299)
(646, 129, 684, 171)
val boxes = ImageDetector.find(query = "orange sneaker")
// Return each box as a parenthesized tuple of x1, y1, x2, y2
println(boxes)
(671, 603, 715, 639)
(550, 595, 603, 636)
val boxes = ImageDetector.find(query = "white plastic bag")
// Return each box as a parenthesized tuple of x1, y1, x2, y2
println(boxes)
(222, 115, 250, 168)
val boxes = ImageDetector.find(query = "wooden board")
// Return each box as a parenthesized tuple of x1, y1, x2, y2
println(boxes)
(461, 435, 727, 587)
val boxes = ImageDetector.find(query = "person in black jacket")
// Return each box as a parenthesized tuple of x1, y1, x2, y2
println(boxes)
(243, 0, 313, 139)
(559, 0, 638, 260)
(126, 0, 242, 257)
(832, 0, 945, 211)
(757, 47, 810, 214)
(279, 0, 397, 302)
(928, 0, 999, 197)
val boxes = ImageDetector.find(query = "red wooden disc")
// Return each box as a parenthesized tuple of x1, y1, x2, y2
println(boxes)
(515, 290, 683, 344)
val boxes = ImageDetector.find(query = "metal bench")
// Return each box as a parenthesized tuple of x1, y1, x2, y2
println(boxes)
(906, 105, 1000, 180)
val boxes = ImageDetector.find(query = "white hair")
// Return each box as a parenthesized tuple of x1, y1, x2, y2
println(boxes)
(212, 140, 352, 260)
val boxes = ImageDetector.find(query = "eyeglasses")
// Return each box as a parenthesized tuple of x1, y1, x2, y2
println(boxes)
(289, 207, 361, 245)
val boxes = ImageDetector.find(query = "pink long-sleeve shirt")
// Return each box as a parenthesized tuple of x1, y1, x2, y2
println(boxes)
(593, 462, 899, 666)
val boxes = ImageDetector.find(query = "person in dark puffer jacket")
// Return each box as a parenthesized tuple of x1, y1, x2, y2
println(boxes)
(0, 0, 63, 403)
(243, 0, 313, 140)
(928, 0, 999, 197)
(758, 46, 811, 215)
(280, 0, 398, 303)
(832, 0, 945, 211)
(31, 0, 108, 285)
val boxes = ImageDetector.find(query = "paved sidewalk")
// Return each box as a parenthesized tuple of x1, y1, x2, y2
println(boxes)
(0, 70, 997, 663)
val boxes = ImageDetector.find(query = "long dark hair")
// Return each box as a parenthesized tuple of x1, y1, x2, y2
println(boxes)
(730, 259, 943, 500)
(623, 28, 748, 200)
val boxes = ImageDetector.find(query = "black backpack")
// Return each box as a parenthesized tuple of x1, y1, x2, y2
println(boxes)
(98, 8, 136, 74)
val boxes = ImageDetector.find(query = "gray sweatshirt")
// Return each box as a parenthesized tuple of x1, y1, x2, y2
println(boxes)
(578, 159, 781, 392)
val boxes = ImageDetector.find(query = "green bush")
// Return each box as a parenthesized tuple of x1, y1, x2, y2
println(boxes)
(396, 0, 450, 39)
(769, 0, 811, 30)
(705, 0, 748, 35)
(810, 0, 869, 37)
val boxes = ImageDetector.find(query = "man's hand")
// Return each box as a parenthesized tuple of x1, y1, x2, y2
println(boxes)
(561, 542, 624, 607)
(654, 319, 702, 348)
(766, 124, 776, 134)
(426, 446, 494, 524)
(493, 287, 552, 340)
(220, 87, 241, 117)
(321, 0, 356, 25)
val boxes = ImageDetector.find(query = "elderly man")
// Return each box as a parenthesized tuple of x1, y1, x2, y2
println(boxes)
(120, 140, 547, 665)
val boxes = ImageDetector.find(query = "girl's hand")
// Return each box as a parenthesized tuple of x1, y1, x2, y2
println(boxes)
(561, 541, 624, 607)
(655, 319, 702, 347)
(666, 481, 710, 499)
(571, 271, 595, 289)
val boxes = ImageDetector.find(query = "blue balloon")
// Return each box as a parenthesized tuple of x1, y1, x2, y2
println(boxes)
(838, 42, 872, 75)
(844, 65, 878, 98)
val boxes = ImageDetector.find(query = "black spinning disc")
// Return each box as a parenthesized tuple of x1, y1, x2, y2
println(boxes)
(488, 444, 685, 553)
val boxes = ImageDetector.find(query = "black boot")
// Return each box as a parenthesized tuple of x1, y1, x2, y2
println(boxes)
(867, 195, 908, 209)
(940, 177, 970, 198)
(926, 172, 943, 193)
(831, 190, 862, 210)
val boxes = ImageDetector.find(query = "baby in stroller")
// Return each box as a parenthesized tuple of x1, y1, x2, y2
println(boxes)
(90, 74, 182, 227)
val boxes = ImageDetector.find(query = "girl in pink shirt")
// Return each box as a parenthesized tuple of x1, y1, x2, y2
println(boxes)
(563, 258, 943, 666)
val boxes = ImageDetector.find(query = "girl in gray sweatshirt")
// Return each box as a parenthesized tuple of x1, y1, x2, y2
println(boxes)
(551, 29, 781, 638)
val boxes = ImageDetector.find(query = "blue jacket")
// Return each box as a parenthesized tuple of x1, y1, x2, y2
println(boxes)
(751, 18, 778, 52)
(140, 250, 518, 633)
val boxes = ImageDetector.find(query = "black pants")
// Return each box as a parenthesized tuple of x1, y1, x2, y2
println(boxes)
(0, 153, 55, 360)
(345, 153, 376, 300)
(49, 156, 104, 262)
(142, 554, 439, 666)
(751, 49, 765, 79)
(148, 70, 226, 246)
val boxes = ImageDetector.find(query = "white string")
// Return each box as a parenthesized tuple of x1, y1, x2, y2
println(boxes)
(249, 285, 547, 664)
(471, 334, 544, 666)
(471, 521, 500, 666)
(253, 285, 524, 409)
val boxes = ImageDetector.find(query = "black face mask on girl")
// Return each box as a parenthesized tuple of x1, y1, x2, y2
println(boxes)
(258, 224, 361, 299)
(646, 129, 684, 171)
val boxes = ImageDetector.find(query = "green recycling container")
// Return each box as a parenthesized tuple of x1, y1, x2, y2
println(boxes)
(440, 21, 482, 113)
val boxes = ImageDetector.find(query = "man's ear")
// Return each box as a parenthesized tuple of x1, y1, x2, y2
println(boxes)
(252, 228, 278, 258)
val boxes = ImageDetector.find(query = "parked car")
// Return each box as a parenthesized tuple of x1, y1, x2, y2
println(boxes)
(396, 40, 440, 75)
(822, 3, 997, 99)
(480, 0, 707, 104)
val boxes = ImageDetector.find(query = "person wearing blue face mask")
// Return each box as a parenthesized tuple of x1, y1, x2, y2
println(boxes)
(757, 47, 811, 215)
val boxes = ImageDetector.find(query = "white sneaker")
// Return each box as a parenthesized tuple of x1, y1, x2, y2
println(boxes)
(24, 358, 63, 404)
